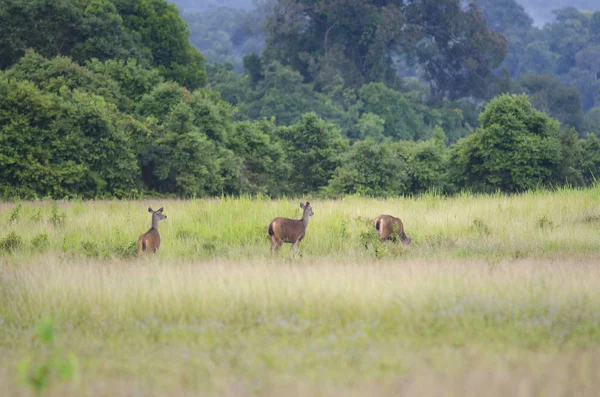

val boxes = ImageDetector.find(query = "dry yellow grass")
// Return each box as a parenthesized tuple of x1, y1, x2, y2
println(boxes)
(1, 187, 600, 396)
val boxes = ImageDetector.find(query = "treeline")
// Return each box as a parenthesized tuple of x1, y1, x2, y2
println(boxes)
(188, 0, 600, 138)
(479, 1, 600, 134)
(515, 0, 600, 25)
(0, 0, 599, 200)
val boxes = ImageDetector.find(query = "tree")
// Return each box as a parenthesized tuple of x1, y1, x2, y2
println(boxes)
(580, 133, 600, 184)
(519, 73, 584, 132)
(183, 6, 264, 72)
(245, 61, 347, 127)
(449, 94, 564, 193)
(358, 83, 423, 141)
(519, 41, 557, 75)
(263, 0, 408, 88)
(327, 139, 409, 197)
(278, 112, 348, 194)
(86, 58, 163, 103)
(0, 0, 206, 88)
(228, 120, 291, 196)
(137, 84, 241, 196)
(0, 67, 139, 199)
(140, 101, 239, 197)
(110, 0, 208, 88)
(583, 106, 600, 137)
(353, 113, 386, 142)
(394, 128, 450, 194)
(408, 0, 508, 100)
(0, 0, 150, 70)
(477, 0, 535, 78)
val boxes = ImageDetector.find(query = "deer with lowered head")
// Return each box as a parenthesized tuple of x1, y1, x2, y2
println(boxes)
(268, 202, 314, 255)
(137, 207, 167, 256)
(373, 214, 411, 245)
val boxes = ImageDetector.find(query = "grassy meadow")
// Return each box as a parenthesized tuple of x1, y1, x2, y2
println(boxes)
(1, 186, 600, 396)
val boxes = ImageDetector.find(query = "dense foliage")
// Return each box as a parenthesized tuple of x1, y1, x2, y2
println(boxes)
(0, 0, 599, 199)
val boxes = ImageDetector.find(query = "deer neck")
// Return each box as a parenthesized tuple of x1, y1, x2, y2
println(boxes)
(301, 210, 311, 228)
(151, 216, 160, 230)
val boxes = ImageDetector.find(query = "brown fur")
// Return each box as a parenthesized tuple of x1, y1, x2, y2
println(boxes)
(268, 202, 314, 254)
(137, 228, 161, 255)
(137, 207, 167, 256)
(374, 214, 411, 245)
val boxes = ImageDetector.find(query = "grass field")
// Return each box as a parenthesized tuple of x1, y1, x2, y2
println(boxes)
(1, 186, 600, 396)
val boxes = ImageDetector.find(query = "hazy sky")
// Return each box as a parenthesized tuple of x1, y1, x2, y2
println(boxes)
(172, 0, 600, 26)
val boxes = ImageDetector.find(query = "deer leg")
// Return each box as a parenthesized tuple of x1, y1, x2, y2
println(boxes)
(292, 241, 301, 255)
(271, 236, 283, 255)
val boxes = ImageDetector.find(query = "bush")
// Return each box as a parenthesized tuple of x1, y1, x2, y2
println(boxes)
(449, 94, 564, 193)
(328, 139, 409, 197)
(31, 233, 49, 251)
(0, 232, 23, 252)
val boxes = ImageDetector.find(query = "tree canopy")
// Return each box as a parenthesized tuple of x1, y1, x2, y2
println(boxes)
(0, 0, 598, 199)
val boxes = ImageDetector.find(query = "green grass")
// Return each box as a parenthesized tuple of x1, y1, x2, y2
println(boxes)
(1, 186, 600, 396)
(0, 185, 599, 261)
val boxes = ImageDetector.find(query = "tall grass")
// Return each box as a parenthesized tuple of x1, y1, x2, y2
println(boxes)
(1, 187, 600, 396)
(2, 258, 600, 396)
(0, 185, 599, 261)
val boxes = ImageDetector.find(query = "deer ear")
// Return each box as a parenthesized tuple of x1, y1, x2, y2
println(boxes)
(148, 207, 153, 213)
(300, 202, 305, 209)
(157, 207, 164, 213)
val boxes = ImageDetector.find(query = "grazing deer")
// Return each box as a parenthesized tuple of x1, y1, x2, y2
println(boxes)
(268, 202, 314, 255)
(373, 214, 411, 245)
(137, 207, 167, 256)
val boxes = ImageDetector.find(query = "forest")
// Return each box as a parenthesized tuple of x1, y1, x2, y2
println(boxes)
(1, 0, 599, 199)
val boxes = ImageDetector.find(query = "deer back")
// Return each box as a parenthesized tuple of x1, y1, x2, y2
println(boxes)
(137, 228, 161, 254)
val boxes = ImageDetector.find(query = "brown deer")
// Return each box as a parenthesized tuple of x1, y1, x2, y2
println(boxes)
(373, 214, 411, 245)
(137, 207, 167, 256)
(268, 202, 314, 254)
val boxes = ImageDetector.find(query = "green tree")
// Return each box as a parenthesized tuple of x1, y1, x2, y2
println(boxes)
(354, 113, 386, 142)
(183, 6, 264, 71)
(409, 0, 508, 100)
(246, 61, 348, 127)
(358, 83, 423, 141)
(137, 84, 241, 196)
(449, 94, 563, 193)
(478, 0, 534, 78)
(0, 0, 150, 70)
(263, 0, 407, 88)
(327, 139, 408, 197)
(580, 133, 600, 184)
(583, 106, 600, 137)
(394, 128, 450, 194)
(228, 120, 290, 196)
(0, 69, 139, 199)
(520, 73, 584, 132)
(112, 0, 207, 88)
(86, 58, 163, 103)
(140, 101, 239, 197)
(278, 112, 348, 194)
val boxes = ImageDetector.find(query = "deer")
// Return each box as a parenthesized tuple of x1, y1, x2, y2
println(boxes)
(137, 207, 167, 256)
(268, 202, 314, 255)
(373, 214, 411, 245)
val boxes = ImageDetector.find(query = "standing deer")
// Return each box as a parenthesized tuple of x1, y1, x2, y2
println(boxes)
(373, 214, 411, 245)
(137, 207, 167, 256)
(268, 202, 314, 255)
